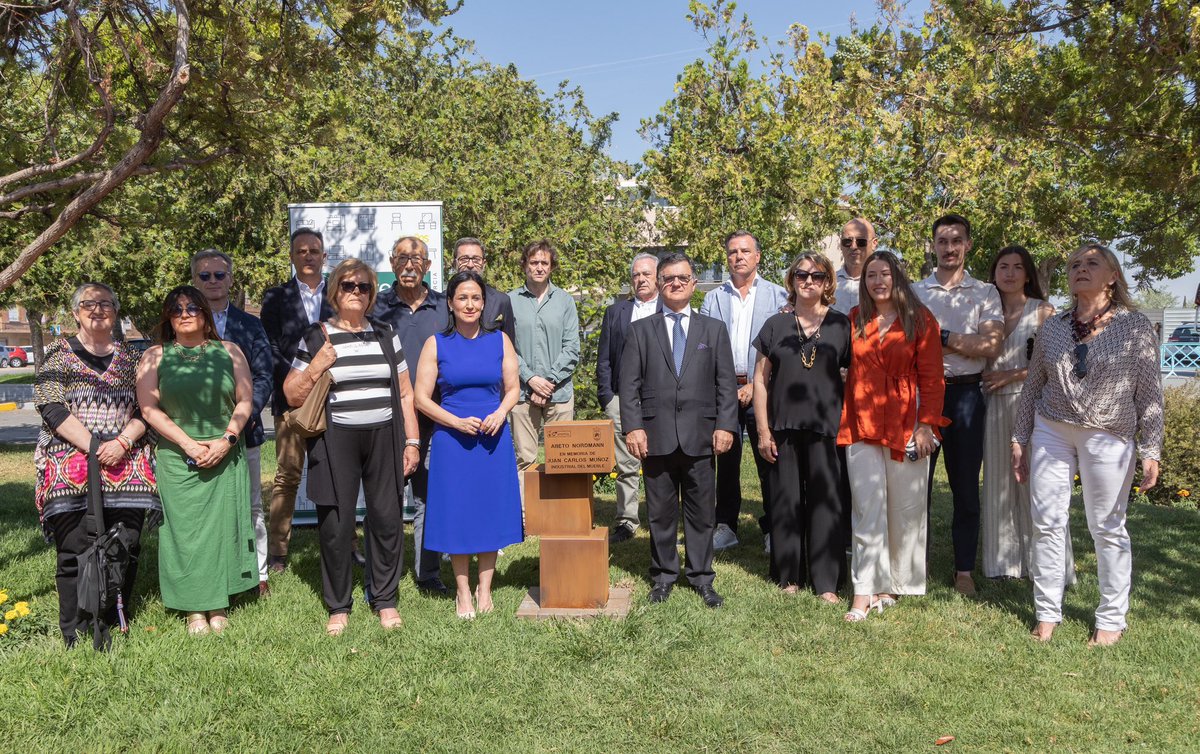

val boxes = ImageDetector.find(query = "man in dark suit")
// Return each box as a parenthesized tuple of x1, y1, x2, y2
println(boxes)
(192, 248, 275, 595)
(452, 237, 515, 341)
(619, 251, 738, 607)
(260, 228, 333, 571)
(596, 252, 660, 544)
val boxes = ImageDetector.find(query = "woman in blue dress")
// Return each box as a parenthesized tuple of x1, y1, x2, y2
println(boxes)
(415, 271, 523, 619)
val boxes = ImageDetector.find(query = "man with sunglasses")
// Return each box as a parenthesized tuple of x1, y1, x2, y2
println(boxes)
(191, 248, 275, 596)
(700, 230, 788, 552)
(914, 213, 1004, 597)
(830, 218, 877, 315)
(453, 237, 515, 342)
(260, 228, 334, 573)
(372, 236, 450, 595)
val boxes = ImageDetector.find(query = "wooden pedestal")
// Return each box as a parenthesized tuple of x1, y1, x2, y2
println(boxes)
(539, 528, 610, 609)
(524, 465, 593, 537)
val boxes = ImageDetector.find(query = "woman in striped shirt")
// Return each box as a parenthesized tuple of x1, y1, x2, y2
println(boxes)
(285, 259, 420, 636)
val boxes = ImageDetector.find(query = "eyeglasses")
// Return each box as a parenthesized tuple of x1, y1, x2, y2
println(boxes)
(840, 237, 869, 249)
(1072, 343, 1088, 379)
(660, 274, 693, 285)
(79, 300, 116, 312)
(456, 255, 484, 266)
(392, 255, 425, 267)
(197, 271, 228, 282)
(339, 281, 372, 295)
(169, 304, 202, 318)
(792, 270, 829, 283)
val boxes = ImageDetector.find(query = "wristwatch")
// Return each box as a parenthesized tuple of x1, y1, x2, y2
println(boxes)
(225, 432, 238, 445)
(404, 439, 421, 448)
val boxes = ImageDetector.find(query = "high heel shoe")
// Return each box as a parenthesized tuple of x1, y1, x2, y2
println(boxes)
(843, 597, 883, 623)
(474, 586, 494, 615)
(456, 592, 476, 620)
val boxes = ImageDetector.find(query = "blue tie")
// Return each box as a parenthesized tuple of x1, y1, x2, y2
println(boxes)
(669, 312, 685, 376)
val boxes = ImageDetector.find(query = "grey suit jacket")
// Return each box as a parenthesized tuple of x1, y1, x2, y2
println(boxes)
(700, 276, 789, 374)
(618, 310, 738, 457)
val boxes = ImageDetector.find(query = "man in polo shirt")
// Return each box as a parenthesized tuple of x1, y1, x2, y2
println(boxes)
(509, 239, 580, 471)
(830, 218, 875, 315)
(372, 235, 449, 595)
(452, 237, 516, 342)
(915, 213, 1003, 597)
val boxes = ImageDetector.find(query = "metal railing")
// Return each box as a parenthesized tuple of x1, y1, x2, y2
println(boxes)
(1161, 343, 1200, 377)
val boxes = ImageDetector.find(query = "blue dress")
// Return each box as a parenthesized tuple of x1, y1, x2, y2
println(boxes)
(425, 330, 523, 554)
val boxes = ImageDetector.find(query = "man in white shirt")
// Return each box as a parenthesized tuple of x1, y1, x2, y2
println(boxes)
(700, 230, 788, 552)
(914, 213, 1004, 597)
(831, 218, 875, 315)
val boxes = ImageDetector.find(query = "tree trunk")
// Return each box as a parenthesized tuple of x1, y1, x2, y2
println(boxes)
(27, 308, 45, 374)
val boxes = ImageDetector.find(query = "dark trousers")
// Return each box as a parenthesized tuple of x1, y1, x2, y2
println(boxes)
(49, 507, 146, 647)
(409, 456, 442, 584)
(927, 382, 987, 573)
(767, 430, 846, 594)
(715, 401, 771, 535)
(644, 449, 717, 588)
(317, 423, 403, 614)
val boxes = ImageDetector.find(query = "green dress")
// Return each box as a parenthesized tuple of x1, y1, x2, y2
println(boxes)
(157, 340, 256, 611)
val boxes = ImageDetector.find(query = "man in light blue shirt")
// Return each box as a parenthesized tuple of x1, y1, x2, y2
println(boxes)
(509, 239, 581, 469)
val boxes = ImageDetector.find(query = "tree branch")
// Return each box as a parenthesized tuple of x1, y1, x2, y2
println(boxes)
(0, 0, 191, 292)
(0, 204, 53, 220)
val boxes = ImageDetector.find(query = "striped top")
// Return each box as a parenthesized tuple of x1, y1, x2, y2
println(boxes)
(293, 322, 407, 428)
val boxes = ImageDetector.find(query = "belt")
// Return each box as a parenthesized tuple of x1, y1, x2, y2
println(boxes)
(944, 373, 982, 386)
(736, 374, 750, 386)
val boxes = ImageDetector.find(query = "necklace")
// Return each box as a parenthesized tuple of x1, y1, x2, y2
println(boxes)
(795, 311, 825, 369)
(1070, 302, 1112, 342)
(173, 340, 209, 363)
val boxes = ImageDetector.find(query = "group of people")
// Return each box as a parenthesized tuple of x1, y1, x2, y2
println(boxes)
(33, 212, 1163, 648)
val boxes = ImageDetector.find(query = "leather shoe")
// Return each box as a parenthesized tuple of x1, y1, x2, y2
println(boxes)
(692, 584, 724, 608)
(267, 555, 287, 574)
(954, 572, 977, 597)
(608, 524, 635, 544)
(648, 583, 673, 603)
(417, 578, 450, 596)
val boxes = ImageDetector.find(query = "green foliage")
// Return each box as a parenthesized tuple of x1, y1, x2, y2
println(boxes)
(1145, 380, 1200, 509)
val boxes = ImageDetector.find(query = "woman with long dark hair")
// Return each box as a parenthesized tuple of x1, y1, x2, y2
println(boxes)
(837, 252, 947, 621)
(415, 271, 522, 619)
(136, 285, 256, 635)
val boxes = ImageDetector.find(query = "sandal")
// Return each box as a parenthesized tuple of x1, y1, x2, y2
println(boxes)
(186, 613, 210, 636)
(843, 598, 883, 623)
(874, 594, 899, 608)
(208, 611, 229, 634)
(325, 614, 349, 636)
(378, 608, 403, 630)
(456, 592, 476, 620)
(474, 586, 494, 615)
(1087, 628, 1124, 647)
(1031, 621, 1057, 643)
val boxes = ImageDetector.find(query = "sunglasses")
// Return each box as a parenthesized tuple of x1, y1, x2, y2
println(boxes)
(197, 271, 228, 282)
(1072, 343, 1088, 379)
(79, 300, 116, 312)
(840, 237, 869, 249)
(169, 304, 203, 318)
(793, 270, 829, 283)
(660, 274, 693, 285)
(339, 280, 372, 295)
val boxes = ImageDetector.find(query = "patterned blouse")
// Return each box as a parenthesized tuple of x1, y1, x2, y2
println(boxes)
(1012, 307, 1164, 460)
(33, 338, 160, 538)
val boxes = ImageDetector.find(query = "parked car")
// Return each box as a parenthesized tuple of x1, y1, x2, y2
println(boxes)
(1168, 324, 1200, 343)
(0, 345, 29, 368)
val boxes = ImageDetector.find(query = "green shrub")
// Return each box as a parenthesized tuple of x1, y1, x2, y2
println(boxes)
(1145, 380, 1200, 509)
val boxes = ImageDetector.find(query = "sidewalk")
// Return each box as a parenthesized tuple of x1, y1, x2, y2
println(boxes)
(0, 404, 277, 445)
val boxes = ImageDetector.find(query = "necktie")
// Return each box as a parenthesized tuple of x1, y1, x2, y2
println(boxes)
(669, 312, 685, 376)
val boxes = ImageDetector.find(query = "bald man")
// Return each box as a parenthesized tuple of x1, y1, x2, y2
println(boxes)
(830, 218, 876, 315)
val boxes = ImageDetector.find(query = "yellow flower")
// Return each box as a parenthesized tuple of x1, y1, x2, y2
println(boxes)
(14, 602, 29, 617)
(0, 623, 8, 636)
(1179, 489, 1191, 498)
(609, 472, 618, 479)
(0, 591, 7, 606)
(3, 609, 15, 622)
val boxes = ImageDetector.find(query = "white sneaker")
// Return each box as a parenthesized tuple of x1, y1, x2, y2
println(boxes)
(712, 523, 739, 551)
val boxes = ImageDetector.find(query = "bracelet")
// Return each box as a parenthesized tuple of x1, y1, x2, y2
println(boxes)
(115, 435, 132, 451)
(404, 439, 421, 448)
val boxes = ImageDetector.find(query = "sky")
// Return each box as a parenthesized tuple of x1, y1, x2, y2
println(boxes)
(436, 1, 1199, 304)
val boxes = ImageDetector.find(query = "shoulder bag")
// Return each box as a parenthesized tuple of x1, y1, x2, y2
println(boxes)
(284, 324, 332, 438)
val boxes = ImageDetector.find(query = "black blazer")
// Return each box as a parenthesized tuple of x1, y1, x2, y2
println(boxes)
(618, 310, 738, 457)
(483, 284, 516, 343)
(222, 305, 273, 448)
(260, 278, 333, 417)
(596, 297, 662, 409)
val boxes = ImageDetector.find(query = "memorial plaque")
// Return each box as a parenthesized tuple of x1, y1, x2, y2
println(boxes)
(542, 419, 616, 475)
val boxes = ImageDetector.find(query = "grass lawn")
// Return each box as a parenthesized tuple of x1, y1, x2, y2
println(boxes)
(0, 371, 34, 384)
(2, 441, 1199, 751)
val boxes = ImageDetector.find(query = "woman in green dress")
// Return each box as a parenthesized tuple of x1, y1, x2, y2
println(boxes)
(136, 285, 256, 635)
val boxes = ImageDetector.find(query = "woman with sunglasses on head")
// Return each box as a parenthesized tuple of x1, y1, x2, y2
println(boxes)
(35, 283, 161, 649)
(1012, 243, 1162, 647)
(752, 253, 851, 602)
(980, 246, 1067, 582)
(838, 251, 948, 621)
(136, 285, 256, 636)
(284, 259, 420, 636)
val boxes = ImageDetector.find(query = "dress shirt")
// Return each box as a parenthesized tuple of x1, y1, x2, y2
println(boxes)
(832, 268, 860, 315)
(212, 305, 229, 339)
(915, 270, 1003, 377)
(297, 277, 326, 325)
(631, 295, 659, 323)
(510, 282, 581, 403)
(725, 278, 759, 375)
(371, 284, 448, 381)
(663, 306, 692, 348)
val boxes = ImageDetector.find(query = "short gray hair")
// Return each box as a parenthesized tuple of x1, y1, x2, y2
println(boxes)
(71, 282, 119, 313)
(630, 252, 658, 275)
(190, 248, 233, 277)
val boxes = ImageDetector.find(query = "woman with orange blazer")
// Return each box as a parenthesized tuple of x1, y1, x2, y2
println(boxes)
(838, 251, 948, 621)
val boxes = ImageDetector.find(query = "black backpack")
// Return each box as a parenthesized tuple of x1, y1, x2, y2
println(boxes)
(75, 437, 138, 650)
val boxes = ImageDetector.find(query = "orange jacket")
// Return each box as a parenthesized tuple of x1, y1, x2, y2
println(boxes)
(837, 306, 949, 460)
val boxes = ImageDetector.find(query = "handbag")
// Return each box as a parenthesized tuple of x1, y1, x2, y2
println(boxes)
(76, 437, 138, 651)
(284, 324, 332, 438)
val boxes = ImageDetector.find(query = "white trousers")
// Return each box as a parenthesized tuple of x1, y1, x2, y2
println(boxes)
(247, 445, 268, 581)
(1030, 415, 1135, 631)
(847, 442, 929, 596)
